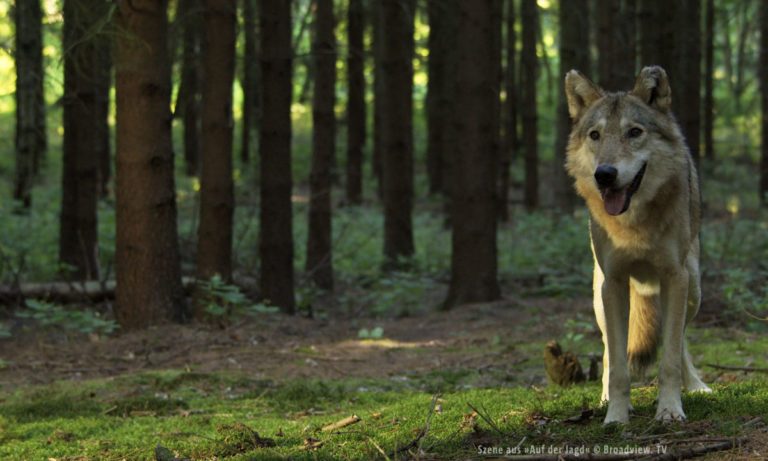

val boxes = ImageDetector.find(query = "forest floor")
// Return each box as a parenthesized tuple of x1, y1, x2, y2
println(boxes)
(2, 291, 768, 459)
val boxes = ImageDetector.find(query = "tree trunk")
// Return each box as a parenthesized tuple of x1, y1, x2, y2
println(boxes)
(196, 0, 236, 295)
(13, 0, 45, 208)
(554, 0, 590, 212)
(521, 0, 538, 212)
(240, 0, 260, 165)
(703, 0, 715, 161)
(306, 0, 336, 290)
(380, 0, 415, 266)
(761, 0, 768, 207)
(176, 0, 202, 176)
(597, 0, 636, 91)
(60, 0, 106, 281)
(372, 1, 384, 199)
(259, 0, 296, 313)
(676, 0, 701, 168)
(444, 0, 501, 309)
(114, 0, 187, 329)
(499, 0, 517, 221)
(95, 32, 112, 198)
(346, 0, 365, 205)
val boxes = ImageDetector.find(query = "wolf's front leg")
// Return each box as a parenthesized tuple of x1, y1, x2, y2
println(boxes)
(600, 277, 631, 424)
(656, 270, 688, 422)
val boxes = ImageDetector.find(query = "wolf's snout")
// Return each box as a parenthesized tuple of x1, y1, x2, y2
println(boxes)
(594, 166, 618, 188)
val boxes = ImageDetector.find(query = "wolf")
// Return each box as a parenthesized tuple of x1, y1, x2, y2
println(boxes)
(564, 66, 712, 424)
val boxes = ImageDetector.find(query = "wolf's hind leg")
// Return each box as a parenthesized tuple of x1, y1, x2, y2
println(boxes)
(682, 341, 711, 393)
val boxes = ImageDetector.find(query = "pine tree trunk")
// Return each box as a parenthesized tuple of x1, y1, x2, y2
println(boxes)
(196, 0, 236, 293)
(259, 0, 296, 313)
(372, 1, 384, 199)
(306, 0, 336, 290)
(499, 0, 517, 221)
(704, 0, 715, 161)
(60, 0, 104, 281)
(444, 0, 501, 309)
(114, 0, 187, 329)
(554, 0, 590, 212)
(177, 0, 202, 176)
(13, 0, 45, 208)
(521, 0, 538, 212)
(241, 0, 259, 165)
(346, 0, 365, 205)
(95, 33, 112, 198)
(760, 0, 768, 207)
(597, 0, 635, 91)
(380, 0, 415, 266)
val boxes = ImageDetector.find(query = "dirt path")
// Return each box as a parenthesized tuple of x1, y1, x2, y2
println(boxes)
(0, 296, 587, 389)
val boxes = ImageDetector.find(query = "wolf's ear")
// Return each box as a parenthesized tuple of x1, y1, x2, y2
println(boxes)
(632, 66, 671, 113)
(564, 70, 603, 121)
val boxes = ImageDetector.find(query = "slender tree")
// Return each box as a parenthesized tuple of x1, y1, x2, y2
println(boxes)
(114, 0, 187, 329)
(260, 0, 296, 313)
(761, 0, 768, 206)
(346, 0, 365, 205)
(676, 0, 701, 167)
(380, 0, 415, 265)
(176, 0, 202, 176)
(241, 0, 260, 164)
(372, 1, 384, 198)
(499, 0, 517, 221)
(597, 0, 635, 91)
(13, 0, 46, 208)
(95, 31, 112, 197)
(521, 0, 538, 212)
(306, 0, 336, 290)
(703, 0, 715, 161)
(425, 0, 456, 196)
(444, 0, 501, 308)
(196, 0, 236, 295)
(60, 0, 108, 280)
(554, 0, 590, 212)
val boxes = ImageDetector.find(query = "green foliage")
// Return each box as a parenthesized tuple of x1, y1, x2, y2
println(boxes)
(195, 275, 278, 321)
(358, 326, 384, 339)
(15, 300, 119, 336)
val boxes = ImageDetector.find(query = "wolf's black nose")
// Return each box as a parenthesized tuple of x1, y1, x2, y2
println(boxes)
(594, 166, 618, 187)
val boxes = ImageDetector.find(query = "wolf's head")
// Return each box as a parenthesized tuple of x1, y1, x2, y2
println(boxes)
(564, 66, 686, 216)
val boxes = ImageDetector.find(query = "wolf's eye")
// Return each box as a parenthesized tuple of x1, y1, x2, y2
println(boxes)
(628, 127, 643, 138)
(589, 130, 600, 140)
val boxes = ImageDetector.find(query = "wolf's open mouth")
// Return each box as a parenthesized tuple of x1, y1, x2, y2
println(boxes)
(600, 163, 647, 216)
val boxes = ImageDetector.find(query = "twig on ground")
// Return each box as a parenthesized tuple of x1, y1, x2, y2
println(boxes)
(706, 363, 768, 373)
(467, 402, 513, 437)
(637, 438, 747, 461)
(389, 394, 440, 457)
(321, 414, 361, 432)
(365, 436, 392, 461)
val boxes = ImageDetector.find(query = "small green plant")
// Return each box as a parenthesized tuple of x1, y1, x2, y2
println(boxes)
(358, 326, 384, 339)
(721, 268, 768, 331)
(196, 275, 278, 322)
(15, 299, 119, 336)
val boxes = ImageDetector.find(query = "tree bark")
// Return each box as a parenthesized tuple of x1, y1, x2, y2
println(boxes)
(346, 0, 365, 205)
(114, 0, 187, 329)
(380, 0, 415, 266)
(521, 0, 538, 212)
(444, 0, 501, 309)
(196, 0, 236, 294)
(703, 0, 715, 161)
(499, 0, 517, 221)
(761, 0, 768, 206)
(372, 1, 384, 199)
(176, 0, 202, 176)
(240, 0, 260, 165)
(259, 0, 296, 313)
(554, 0, 590, 212)
(306, 0, 336, 290)
(60, 0, 106, 281)
(13, 0, 46, 208)
(597, 0, 636, 91)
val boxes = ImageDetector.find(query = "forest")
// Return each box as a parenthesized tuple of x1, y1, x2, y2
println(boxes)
(1, 0, 768, 459)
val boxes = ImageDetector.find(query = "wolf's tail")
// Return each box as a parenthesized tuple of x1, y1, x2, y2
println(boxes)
(627, 284, 659, 376)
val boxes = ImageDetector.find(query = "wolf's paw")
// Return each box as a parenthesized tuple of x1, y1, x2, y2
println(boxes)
(655, 406, 686, 423)
(603, 402, 630, 425)
(688, 383, 713, 394)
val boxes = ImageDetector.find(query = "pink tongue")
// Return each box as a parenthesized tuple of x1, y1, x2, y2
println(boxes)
(603, 187, 628, 216)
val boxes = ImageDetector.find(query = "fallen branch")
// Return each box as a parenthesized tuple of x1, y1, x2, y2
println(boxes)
(637, 438, 746, 461)
(0, 277, 197, 304)
(321, 414, 361, 432)
(706, 363, 768, 374)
